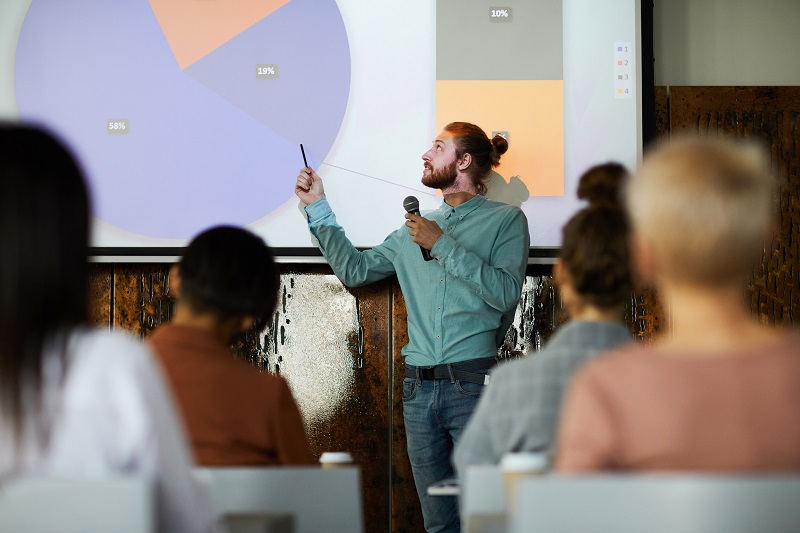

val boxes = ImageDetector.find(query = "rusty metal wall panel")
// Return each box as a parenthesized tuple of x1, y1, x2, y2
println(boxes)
(654, 85, 670, 143)
(502, 274, 561, 355)
(626, 287, 665, 341)
(264, 269, 391, 533)
(668, 86, 800, 326)
(112, 264, 173, 339)
(389, 282, 424, 533)
(87, 264, 112, 329)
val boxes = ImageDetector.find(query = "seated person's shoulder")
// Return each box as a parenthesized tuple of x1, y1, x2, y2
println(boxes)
(484, 354, 548, 395)
(571, 342, 649, 382)
(228, 358, 294, 397)
(72, 327, 153, 371)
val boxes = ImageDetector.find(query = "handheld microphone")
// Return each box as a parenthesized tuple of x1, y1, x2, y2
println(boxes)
(403, 196, 433, 261)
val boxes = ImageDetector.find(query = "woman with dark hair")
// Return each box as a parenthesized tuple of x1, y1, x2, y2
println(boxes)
(0, 124, 212, 532)
(453, 162, 633, 475)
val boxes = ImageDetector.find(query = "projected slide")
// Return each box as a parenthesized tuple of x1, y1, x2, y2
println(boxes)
(14, 0, 350, 239)
(3, 0, 642, 251)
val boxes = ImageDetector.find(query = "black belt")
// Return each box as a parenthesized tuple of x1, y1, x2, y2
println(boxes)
(405, 357, 497, 386)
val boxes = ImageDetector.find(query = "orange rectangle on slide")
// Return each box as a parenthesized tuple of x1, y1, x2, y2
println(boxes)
(436, 80, 564, 196)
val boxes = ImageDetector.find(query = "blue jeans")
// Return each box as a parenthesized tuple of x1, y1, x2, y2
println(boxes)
(402, 369, 487, 533)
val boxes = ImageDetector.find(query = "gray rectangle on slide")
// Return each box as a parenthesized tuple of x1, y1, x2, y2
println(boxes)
(437, 0, 562, 80)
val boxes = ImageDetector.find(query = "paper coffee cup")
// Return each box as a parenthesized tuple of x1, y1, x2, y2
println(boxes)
(501, 452, 547, 513)
(319, 451, 354, 469)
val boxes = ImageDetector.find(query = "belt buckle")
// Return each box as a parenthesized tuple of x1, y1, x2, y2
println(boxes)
(420, 367, 436, 380)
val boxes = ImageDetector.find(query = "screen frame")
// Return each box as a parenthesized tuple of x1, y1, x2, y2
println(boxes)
(85, 0, 656, 264)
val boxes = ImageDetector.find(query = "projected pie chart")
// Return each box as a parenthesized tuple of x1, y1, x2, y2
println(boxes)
(15, 0, 350, 238)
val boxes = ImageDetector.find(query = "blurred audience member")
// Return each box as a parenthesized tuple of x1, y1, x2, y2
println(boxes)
(0, 123, 213, 532)
(556, 137, 800, 472)
(453, 163, 633, 476)
(148, 226, 313, 466)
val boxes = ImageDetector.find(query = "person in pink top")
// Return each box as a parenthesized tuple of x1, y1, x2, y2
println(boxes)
(555, 136, 800, 472)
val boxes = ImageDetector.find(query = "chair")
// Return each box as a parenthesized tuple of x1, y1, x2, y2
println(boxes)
(509, 474, 800, 533)
(0, 477, 153, 533)
(460, 465, 506, 533)
(194, 466, 364, 533)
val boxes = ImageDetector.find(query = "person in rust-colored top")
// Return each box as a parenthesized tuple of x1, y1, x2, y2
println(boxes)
(555, 137, 800, 473)
(149, 226, 313, 466)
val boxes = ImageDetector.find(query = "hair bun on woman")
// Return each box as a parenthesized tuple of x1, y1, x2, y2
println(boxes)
(576, 162, 628, 209)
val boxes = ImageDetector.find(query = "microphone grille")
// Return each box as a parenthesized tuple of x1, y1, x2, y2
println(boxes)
(403, 195, 419, 213)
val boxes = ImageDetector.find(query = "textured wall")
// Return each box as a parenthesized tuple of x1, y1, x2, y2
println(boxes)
(668, 87, 800, 326)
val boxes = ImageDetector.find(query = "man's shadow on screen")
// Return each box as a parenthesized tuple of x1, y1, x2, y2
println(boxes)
(484, 171, 530, 208)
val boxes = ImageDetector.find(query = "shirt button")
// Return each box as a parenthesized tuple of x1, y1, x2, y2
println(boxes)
(437, 306, 442, 310)
(440, 279, 444, 283)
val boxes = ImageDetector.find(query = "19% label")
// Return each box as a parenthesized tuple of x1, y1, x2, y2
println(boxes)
(256, 64, 279, 79)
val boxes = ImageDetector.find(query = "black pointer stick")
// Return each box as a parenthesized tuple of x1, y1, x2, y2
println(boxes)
(300, 144, 308, 168)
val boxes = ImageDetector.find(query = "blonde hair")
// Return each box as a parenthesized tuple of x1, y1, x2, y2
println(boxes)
(625, 136, 774, 286)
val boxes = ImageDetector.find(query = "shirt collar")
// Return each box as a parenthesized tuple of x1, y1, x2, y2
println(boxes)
(441, 194, 486, 220)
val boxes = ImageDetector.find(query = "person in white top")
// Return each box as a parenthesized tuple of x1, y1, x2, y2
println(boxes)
(0, 123, 214, 533)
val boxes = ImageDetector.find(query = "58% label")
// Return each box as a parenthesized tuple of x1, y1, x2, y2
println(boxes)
(107, 119, 129, 134)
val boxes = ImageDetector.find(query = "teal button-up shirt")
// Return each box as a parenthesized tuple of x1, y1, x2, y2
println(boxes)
(305, 195, 530, 366)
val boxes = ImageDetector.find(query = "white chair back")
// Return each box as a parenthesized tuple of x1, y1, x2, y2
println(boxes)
(194, 466, 364, 533)
(460, 465, 506, 533)
(0, 477, 153, 533)
(510, 474, 800, 533)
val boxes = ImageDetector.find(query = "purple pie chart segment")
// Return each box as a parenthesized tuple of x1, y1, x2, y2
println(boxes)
(15, 0, 351, 239)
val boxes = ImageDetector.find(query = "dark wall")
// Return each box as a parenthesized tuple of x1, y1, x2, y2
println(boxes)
(87, 86, 799, 533)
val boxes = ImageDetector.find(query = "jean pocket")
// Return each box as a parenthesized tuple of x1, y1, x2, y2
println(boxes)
(455, 376, 486, 397)
(402, 377, 417, 401)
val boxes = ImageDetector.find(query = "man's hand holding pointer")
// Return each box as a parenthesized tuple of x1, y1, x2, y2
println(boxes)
(295, 167, 325, 205)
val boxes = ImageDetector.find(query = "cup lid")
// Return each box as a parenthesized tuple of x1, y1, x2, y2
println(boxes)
(319, 451, 353, 463)
(500, 452, 547, 471)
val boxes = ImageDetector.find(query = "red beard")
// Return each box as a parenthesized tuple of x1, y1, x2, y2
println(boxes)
(422, 158, 457, 189)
